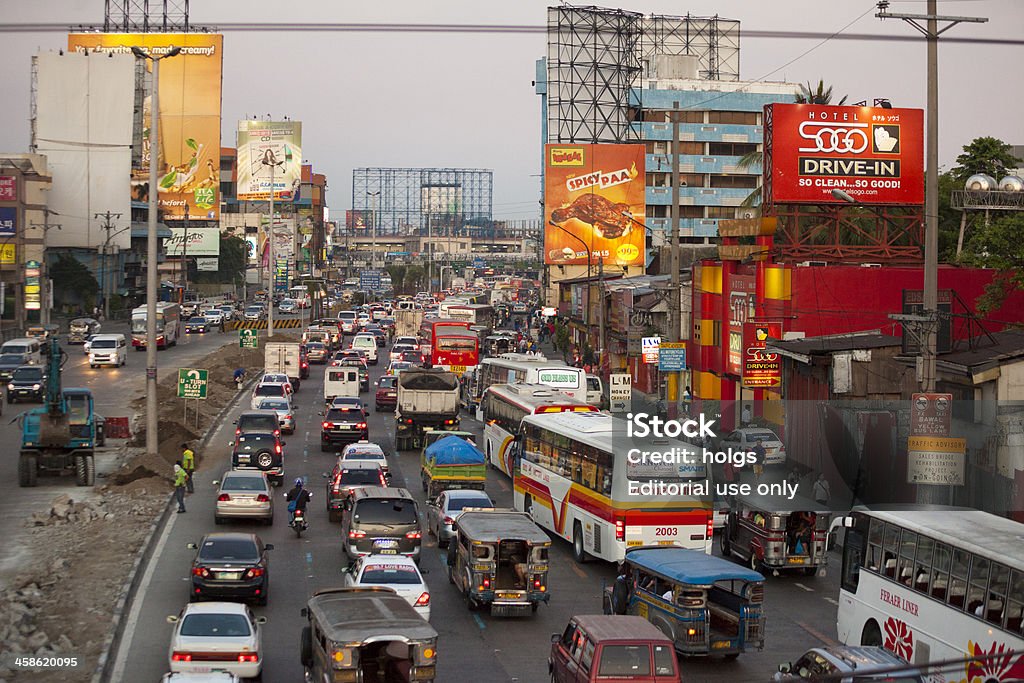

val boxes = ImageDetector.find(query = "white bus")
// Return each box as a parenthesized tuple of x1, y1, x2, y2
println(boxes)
(480, 383, 597, 478)
(514, 411, 712, 564)
(288, 285, 311, 308)
(475, 353, 586, 403)
(130, 302, 180, 350)
(837, 508, 1024, 681)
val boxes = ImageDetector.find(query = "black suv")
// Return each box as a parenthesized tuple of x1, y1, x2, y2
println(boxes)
(234, 410, 281, 438)
(326, 459, 387, 522)
(231, 432, 285, 485)
(321, 406, 368, 451)
(341, 487, 422, 563)
(188, 532, 273, 605)
(8, 365, 47, 403)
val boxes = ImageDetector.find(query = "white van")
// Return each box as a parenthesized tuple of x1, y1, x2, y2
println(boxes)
(338, 311, 358, 334)
(585, 374, 603, 407)
(88, 334, 128, 367)
(324, 367, 360, 404)
(350, 334, 378, 365)
(0, 338, 42, 364)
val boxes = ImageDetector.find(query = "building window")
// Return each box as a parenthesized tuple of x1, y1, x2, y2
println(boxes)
(708, 142, 759, 157)
(677, 141, 705, 155)
(679, 206, 704, 219)
(646, 141, 668, 155)
(706, 206, 741, 219)
(646, 110, 703, 123)
(679, 173, 705, 188)
(709, 175, 759, 189)
(708, 111, 758, 125)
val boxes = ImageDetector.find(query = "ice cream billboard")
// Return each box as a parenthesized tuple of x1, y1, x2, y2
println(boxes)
(764, 103, 924, 205)
(236, 120, 303, 201)
(67, 33, 223, 221)
(544, 144, 645, 267)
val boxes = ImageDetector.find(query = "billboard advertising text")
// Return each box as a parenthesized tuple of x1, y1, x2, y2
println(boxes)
(765, 104, 924, 205)
(544, 144, 645, 267)
(68, 33, 223, 221)
(742, 321, 782, 388)
(164, 226, 221, 257)
(0, 176, 16, 201)
(236, 120, 303, 201)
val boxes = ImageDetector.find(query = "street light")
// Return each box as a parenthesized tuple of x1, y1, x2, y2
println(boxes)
(367, 191, 380, 271)
(133, 44, 181, 460)
(261, 150, 285, 336)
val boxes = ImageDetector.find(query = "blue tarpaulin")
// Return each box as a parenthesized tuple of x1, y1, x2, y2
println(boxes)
(424, 435, 485, 465)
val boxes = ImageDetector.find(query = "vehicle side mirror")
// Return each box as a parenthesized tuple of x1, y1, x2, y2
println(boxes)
(550, 633, 560, 644)
(281, 441, 287, 446)
(321, 472, 329, 479)
(300, 607, 308, 618)
(340, 566, 350, 574)
(187, 543, 198, 550)
(211, 480, 220, 486)
(232, 420, 238, 425)
(265, 544, 274, 550)
(255, 616, 268, 625)
(778, 664, 792, 674)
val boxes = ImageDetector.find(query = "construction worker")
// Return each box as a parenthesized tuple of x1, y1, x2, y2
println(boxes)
(173, 461, 188, 513)
(181, 442, 196, 494)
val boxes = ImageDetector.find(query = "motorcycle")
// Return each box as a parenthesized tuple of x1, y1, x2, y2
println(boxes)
(290, 507, 308, 538)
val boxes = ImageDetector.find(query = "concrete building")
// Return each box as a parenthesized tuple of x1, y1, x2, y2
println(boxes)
(0, 155, 52, 332)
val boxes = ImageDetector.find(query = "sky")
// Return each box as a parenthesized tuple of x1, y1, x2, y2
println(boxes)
(0, 0, 1020, 221)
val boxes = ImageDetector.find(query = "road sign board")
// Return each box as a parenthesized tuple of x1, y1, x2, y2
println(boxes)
(177, 368, 209, 399)
(609, 373, 631, 412)
(907, 436, 966, 485)
(239, 329, 258, 349)
(658, 342, 686, 372)
(642, 337, 661, 364)
(360, 269, 382, 291)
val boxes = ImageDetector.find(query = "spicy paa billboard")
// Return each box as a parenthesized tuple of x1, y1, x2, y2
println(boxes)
(68, 33, 224, 221)
(544, 144, 645, 267)
(765, 103, 924, 205)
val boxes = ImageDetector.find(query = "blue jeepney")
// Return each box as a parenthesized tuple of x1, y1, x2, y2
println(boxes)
(604, 546, 765, 658)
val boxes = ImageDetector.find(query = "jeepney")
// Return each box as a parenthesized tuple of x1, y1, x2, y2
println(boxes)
(300, 587, 438, 682)
(719, 492, 832, 577)
(447, 509, 551, 616)
(605, 546, 765, 658)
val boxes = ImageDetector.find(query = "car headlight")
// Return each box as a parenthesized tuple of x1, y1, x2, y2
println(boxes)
(32, 384, 41, 390)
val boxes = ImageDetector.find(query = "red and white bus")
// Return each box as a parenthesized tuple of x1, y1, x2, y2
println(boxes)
(430, 330, 479, 377)
(514, 411, 712, 564)
(481, 383, 597, 478)
(130, 302, 181, 349)
(837, 507, 1024, 682)
(417, 317, 471, 358)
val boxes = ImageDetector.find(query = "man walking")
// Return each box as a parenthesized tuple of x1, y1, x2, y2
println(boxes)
(173, 461, 188, 513)
(751, 439, 766, 481)
(181, 442, 196, 494)
(813, 473, 832, 506)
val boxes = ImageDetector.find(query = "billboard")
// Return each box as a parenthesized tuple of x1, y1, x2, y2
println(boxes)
(346, 210, 372, 231)
(67, 33, 224, 221)
(544, 144, 645, 267)
(0, 176, 16, 201)
(765, 103, 924, 205)
(0, 207, 15, 236)
(742, 321, 782, 388)
(164, 226, 220, 257)
(236, 120, 303, 201)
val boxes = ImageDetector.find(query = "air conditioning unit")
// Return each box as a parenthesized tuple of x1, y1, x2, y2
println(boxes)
(796, 260, 828, 267)
(735, 208, 758, 220)
(860, 263, 882, 268)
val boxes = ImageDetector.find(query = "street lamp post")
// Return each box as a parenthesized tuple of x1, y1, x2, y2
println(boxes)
(263, 158, 277, 336)
(367, 191, 380, 271)
(132, 44, 181, 459)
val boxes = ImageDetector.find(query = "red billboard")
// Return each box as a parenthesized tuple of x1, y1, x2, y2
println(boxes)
(0, 176, 15, 201)
(544, 144, 645, 267)
(765, 103, 924, 205)
(742, 321, 782, 388)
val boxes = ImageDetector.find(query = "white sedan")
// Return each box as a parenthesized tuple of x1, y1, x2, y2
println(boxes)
(393, 336, 419, 349)
(161, 672, 239, 682)
(203, 309, 224, 326)
(250, 383, 291, 412)
(167, 602, 265, 679)
(342, 555, 430, 620)
(718, 427, 787, 466)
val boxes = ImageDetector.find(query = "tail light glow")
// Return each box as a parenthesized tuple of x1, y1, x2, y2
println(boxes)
(706, 517, 714, 541)
(323, 422, 333, 429)
(275, 444, 282, 454)
(192, 566, 210, 578)
(244, 567, 265, 579)
(255, 494, 270, 503)
(443, 516, 455, 525)
(414, 592, 430, 606)
(482, 577, 491, 588)
(217, 494, 230, 502)
(615, 518, 625, 542)
(238, 653, 258, 663)
(171, 652, 192, 662)
(405, 531, 421, 539)
(348, 530, 366, 539)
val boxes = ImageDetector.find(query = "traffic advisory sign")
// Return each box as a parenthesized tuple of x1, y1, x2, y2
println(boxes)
(907, 436, 966, 486)
(239, 328, 258, 349)
(177, 368, 209, 399)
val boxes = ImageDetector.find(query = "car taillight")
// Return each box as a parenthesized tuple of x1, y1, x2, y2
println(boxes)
(301, 362, 309, 369)
(414, 592, 430, 606)
(534, 577, 544, 589)
(256, 494, 270, 502)
(244, 567, 265, 579)
(275, 444, 282, 454)
(405, 531, 421, 539)
(706, 517, 714, 540)
(323, 422, 333, 428)
(285, 415, 292, 421)
(217, 494, 231, 502)
(481, 577, 491, 589)
(615, 518, 625, 542)
(171, 652, 192, 662)
(348, 530, 366, 539)
(235, 427, 241, 435)
(274, 428, 281, 436)
(192, 566, 210, 578)
(357, 422, 367, 429)
(238, 653, 258, 663)
(443, 516, 455, 525)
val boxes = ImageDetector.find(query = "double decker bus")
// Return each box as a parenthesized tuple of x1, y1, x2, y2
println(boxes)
(514, 411, 712, 564)
(481, 383, 597, 478)
(474, 353, 586, 403)
(417, 317, 471, 358)
(445, 303, 495, 332)
(130, 302, 181, 349)
(837, 507, 1024, 681)
(431, 330, 480, 377)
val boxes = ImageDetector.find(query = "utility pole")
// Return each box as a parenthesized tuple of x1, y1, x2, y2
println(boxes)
(95, 211, 122, 321)
(181, 206, 189, 296)
(30, 209, 62, 326)
(265, 157, 276, 336)
(876, 0, 986, 504)
(668, 102, 682, 417)
(368, 190, 380, 271)
(597, 255, 605, 375)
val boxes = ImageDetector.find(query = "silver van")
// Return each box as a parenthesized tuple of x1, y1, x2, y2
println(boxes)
(0, 338, 42, 365)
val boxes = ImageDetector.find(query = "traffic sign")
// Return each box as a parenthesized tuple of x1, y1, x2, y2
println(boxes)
(239, 329, 258, 349)
(609, 373, 631, 413)
(658, 342, 686, 372)
(177, 368, 209, 399)
(642, 337, 661, 364)
(360, 269, 382, 291)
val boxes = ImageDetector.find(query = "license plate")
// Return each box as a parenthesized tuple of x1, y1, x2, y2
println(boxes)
(496, 592, 520, 599)
(451, 365, 466, 374)
(379, 549, 398, 555)
(236, 455, 250, 463)
(787, 557, 807, 564)
(374, 539, 398, 548)
(712, 641, 733, 650)
(191, 667, 212, 673)
(216, 572, 242, 580)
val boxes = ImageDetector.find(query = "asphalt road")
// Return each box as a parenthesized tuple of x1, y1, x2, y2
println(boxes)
(112, 331, 845, 682)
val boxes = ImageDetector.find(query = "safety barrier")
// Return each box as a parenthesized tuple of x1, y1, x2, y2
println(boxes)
(229, 319, 303, 330)
(103, 416, 132, 439)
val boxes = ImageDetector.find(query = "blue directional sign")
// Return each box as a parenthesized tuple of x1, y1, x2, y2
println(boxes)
(360, 269, 382, 291)
(658, 342, 686, 372)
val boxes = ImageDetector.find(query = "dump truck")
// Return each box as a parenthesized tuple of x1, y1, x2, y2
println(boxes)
(395, 368, 459, 451)
(420, 433, 486, 501)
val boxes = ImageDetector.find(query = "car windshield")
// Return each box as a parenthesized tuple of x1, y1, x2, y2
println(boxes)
(222, 476, 267, 492)
(245, 307, 261, 314)
(12, 367, 43, 381)
(198, 539, 260, 562)
(747, 430, 779, 442)
(378, 377, 396, 388)
(204, 310, 220, 316)
(360, 564, 422, 585)
(0, 354, 24, 364)
(92, 339, 116, 349)
(447, 494, 492, 512)
(340, 469, 382, 486)
(354, 499, 417, 525)
(326, 408, 362, 421)
(345, 450, 383, 462)
(258, 400, 289, 411)
(254, 385, 284, 397)
(235, 435, 277, 449)
(179, 613, 252, 638)
(598, 645, 652, 676)
(307, 343, 324, 350)
(189, 317, 207, 323)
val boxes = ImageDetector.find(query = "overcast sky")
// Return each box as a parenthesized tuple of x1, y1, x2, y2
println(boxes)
(1, 1, 1019, 220)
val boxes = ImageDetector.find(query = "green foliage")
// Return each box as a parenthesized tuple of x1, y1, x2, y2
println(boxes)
(51, 253, 99, 308)
(192, 234, 247, 284)
(404, 265, 426, 292)
(385, 265, 406, 293)
(959, 212, 1024, 313)
(794, 80, 848, 105)
(950, 137, 1020, 185)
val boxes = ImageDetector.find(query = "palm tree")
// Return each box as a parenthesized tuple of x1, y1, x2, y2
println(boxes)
(795, 79, 848, 105)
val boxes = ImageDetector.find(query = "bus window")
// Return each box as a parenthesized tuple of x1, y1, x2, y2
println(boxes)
(897, 531, 917, 586)
(882, 523, 900, 578)
(967, 556, 990, 615)
(949, 548, 971, 608)
(912, 536, 934, 593)
(987, 563, 1009, 625)
(930, 543, 951, 600)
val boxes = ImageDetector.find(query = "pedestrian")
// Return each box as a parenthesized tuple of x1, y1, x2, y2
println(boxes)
(786, 467, 801, 491)
(813, 473, 832, 505)
(181, 442, 195, 494)
(751, 439, 766, 480)
(173, 461, 188, 513)
(683, 385, 693, 415)
(741, 404, 752, 425)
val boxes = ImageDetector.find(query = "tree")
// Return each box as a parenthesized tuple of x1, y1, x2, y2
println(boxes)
(404, 265, 426, 293)
(385, 265, 406, 293)
(959, 211, 1024, 313)
(192, 234, 247, 285)
(51, 252, 99, 310)
(795, 79, 848, 105)
(950, 136, 1020, 185)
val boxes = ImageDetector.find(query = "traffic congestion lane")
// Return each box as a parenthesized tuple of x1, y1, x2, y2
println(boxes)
(113, 336, 846, 682)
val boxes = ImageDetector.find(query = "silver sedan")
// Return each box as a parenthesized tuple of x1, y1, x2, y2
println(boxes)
(257, 397, 295, 434)
(214, 471, 274, 525)
(426, 489, 494, 548)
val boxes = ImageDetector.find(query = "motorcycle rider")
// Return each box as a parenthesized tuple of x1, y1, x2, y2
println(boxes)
(285, 477, 312, 525)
